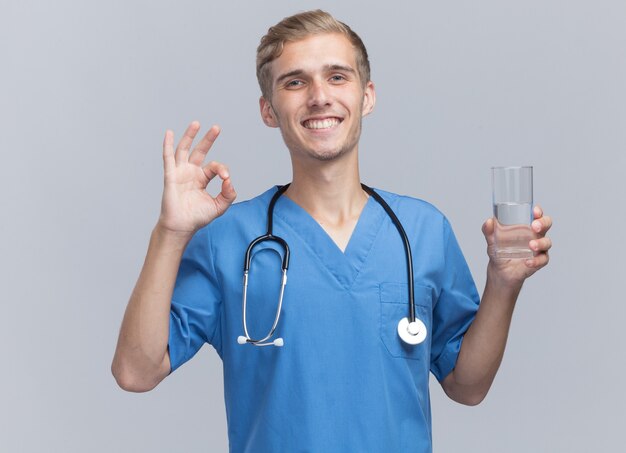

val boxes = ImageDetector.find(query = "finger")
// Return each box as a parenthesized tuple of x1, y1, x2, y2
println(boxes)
(529, 236, 552, 253)
(532, 215, 552, 235)
(175, 121, 201, 164)
(162, 129, 175, 171)
(213, 177, 237, 216)
(533, 205, 543, 219)
(202, 161, 230, 183)
(189, 125, 220, 166)
(525, 252, 549, 269)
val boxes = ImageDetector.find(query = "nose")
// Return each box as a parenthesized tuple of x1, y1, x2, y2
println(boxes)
(307, 80, 331, 108)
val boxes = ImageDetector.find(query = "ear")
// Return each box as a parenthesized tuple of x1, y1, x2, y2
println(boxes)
(361, 81, 376, 117)
(259, 96, 279, 128)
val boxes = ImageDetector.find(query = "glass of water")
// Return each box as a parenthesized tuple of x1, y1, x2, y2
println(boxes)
(492, 166, 534, 259)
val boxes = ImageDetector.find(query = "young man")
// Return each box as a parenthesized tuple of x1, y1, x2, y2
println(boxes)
(112, 10, 552, 452)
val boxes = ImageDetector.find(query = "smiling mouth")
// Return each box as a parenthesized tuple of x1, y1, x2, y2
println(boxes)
(302, 117, 342, 130)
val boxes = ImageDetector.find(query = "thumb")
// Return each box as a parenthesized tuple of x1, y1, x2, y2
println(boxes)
(482, 217, 495, 245)
(213, 177, 237, 216)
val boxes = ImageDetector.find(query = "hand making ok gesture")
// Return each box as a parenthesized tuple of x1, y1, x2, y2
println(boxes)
(158, 121, 237, 235)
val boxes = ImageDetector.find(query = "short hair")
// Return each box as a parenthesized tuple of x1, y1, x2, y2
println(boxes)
(256, 10, 371, 99)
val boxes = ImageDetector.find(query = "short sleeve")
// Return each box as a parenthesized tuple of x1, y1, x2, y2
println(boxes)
(168, 226, 222, 372)
(430, 217, 480, 382)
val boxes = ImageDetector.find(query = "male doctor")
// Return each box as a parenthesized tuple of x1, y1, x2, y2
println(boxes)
(112, 10, 552, 453)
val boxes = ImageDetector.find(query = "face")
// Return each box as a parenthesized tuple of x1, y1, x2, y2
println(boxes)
(259, 33, 375, 163)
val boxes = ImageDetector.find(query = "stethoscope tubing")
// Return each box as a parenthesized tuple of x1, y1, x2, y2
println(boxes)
(360, 184, 416, 324)
(241, 268, 287, 346)
(240, 184, 291, 346)
(239, 183, 421, 347)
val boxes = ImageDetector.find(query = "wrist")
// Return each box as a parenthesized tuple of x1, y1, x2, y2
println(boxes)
(486, 261, 524, 294)
(152, 222, 195, 250)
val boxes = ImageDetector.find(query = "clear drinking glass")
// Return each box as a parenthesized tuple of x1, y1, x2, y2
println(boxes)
(492, 166, 534, 259)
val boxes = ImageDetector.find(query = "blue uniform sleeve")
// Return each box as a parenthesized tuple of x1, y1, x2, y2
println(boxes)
(168, 226, 222, 372)
(430, 217, 480, 382)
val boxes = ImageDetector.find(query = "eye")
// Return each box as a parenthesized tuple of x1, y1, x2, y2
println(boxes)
(330, 74, 347, 83)
(286, 79, 304, 88)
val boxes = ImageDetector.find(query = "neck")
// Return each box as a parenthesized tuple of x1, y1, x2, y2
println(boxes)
(285, 151, 367, 224)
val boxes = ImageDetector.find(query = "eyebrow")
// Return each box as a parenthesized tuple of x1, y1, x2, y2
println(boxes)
(274, 64, 357, 86)
(275, 69, 304, 86)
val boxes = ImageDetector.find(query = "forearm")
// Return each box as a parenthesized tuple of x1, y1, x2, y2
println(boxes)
(443, 264, 522, 405)
(111, 224, 192, 391)
(443, 209, 551, 405)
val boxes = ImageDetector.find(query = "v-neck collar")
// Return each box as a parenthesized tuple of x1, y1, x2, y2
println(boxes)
(272, 188, 386, 290)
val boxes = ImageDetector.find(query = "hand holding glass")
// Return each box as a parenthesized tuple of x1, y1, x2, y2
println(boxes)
(492, 166, 535, 259)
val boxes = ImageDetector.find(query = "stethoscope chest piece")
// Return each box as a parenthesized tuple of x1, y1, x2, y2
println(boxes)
(397, 317, 427, 345)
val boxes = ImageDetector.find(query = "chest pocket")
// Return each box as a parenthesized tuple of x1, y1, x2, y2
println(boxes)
(379, 282, 433, 360)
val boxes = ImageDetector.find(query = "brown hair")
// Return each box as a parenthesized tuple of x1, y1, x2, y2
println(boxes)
(256, 10, 371, 99)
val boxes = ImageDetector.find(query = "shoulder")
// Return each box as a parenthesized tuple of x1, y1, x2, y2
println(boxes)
(369, 187, 457, 243)
(197, 186, 279, 239)
(371, 187, 448, 223)
(220, 186, 277, 219)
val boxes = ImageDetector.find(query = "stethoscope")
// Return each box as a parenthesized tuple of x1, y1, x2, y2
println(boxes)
(237, 184, 427, 347)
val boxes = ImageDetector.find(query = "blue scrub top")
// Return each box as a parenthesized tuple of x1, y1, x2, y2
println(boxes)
(169, 187, 480, 453)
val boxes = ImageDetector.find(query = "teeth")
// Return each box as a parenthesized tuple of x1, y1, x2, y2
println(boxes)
(303, 118, 340, 129)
